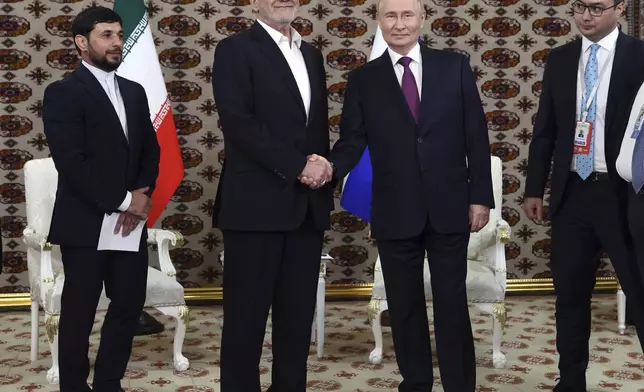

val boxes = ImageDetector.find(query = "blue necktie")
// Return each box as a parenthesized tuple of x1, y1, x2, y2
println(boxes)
(632, 120, 644, 193)
(575, 44, 600, 180)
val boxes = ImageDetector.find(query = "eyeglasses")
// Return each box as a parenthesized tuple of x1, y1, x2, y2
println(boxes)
(572, 1, 620, 17)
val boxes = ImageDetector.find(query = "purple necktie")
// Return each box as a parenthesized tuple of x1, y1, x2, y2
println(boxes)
(399, 56, 420, 123)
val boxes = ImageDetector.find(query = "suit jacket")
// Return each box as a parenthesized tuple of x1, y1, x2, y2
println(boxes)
(525, 32, 644, 219)
(42, 65, 160, 246)
(329, 46, 494, 240)
(211, 22, 333, 232)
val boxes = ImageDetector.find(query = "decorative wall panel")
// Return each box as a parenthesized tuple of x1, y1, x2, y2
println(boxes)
(0, 0, 638, 293)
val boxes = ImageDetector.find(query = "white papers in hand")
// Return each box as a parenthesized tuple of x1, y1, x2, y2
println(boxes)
(97, 213, 145, 252)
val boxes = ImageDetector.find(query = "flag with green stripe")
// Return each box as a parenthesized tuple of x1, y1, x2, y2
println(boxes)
(113, 0, 184, 227)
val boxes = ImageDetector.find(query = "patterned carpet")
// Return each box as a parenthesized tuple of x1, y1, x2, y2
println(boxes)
(0, 295, 643, 391)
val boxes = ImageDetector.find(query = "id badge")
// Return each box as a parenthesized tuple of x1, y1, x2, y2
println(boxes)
(574, 121, 593, 155)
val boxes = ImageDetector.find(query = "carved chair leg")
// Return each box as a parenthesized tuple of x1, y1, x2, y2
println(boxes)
(30, 301, 39, 362)
(368, 299, 388, 365)
(617, 288, 627, 335)
(45, 314, 60, 385)
(492, 303, 507, 369)
(155, 306, 190, 371)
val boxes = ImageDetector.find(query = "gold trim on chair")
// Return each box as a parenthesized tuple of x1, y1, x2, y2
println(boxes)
(497, 226, 510, 244)
(178, 305, 190, 327)
(45, 314, 59, 343)
(493, 303, 507, 332)
(367, 298, 381, 325)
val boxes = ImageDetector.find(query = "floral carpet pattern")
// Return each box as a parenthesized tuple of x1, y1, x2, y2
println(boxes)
(0, 295, 643, 391)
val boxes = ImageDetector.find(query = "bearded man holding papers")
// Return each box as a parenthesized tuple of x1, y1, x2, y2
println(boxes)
(42, 6, 160, 392)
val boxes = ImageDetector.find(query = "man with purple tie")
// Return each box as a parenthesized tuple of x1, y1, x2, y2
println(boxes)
(315, 0, 493, 390)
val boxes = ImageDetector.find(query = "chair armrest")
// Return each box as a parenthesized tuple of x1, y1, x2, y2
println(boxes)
(22, 227, 56, 306)
(23, 227, 48, 250)
(146, 228, 183, 280)
(492, 219, 511, 293)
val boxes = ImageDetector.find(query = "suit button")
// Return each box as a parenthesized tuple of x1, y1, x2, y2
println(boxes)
(417, 137, 423, 143)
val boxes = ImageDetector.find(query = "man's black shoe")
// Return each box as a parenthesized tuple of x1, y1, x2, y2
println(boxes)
(134, 310, 165, 336)
(553, 378, 586, 392)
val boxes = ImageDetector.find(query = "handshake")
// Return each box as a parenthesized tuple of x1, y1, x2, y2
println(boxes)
(298, 154, 333, 189)
(114, 186, 152, 237)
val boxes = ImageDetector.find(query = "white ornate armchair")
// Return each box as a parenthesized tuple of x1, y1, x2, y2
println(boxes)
(22, 158, 190, 385)
(367, 155, 510, 369)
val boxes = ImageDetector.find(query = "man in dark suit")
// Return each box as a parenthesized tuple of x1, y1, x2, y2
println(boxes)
(307, 0, 493, 390)
(210, 0, 333, 390)
(42, 6, 160, 392)
(524, 1, 644, 390)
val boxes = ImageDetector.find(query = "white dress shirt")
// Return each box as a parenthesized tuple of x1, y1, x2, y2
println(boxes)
(387, 43, 422, 95)
(616, 82, 644, 182)
(572, 27, 618, 173)
(82, 60, 132, 211)
(256, 19, 311, 119)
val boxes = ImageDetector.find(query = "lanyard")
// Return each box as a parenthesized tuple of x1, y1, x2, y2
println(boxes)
(578, 44, 615, 122)
(633, 104, 644, 136)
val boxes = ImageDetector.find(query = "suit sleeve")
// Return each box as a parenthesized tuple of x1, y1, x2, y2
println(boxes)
(42, 81, 127, 214)
(524, 53, 557, 199)
(329, 70, 368, 180)
(212, 38, 307, 183)
(135, 84, 161, 197)
(461, 56, 494, 208)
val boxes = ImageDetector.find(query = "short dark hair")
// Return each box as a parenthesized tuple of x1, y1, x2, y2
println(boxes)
(71, 5, 122, 46)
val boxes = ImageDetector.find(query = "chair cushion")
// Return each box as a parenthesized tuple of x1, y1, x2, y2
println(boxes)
(371, 257, 504, 303)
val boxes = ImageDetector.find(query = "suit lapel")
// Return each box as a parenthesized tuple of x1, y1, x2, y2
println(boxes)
(300, 43, 317, 124)
(117, 76, 137, 150)
(376, 51, 416, 126)
(74, 65, 128, 148)
(418, 47, 440, 134)
(252, 23, 306, 119)
(560, 40, 581, 144)
(605, 32, 629, 137)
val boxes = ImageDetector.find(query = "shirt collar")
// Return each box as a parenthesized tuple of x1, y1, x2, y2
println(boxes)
(82, 60, 115, 83)
(256, 19, 302, 48)
(582, 26, 619, 54)
(388, 42, 422, 67)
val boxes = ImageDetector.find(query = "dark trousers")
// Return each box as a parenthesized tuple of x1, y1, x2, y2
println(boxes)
(551, 175, 644, 388)
(58, 238, 148, 392)
(627, 187, 644, 326)
(220, 212, 324, 392)
(377, 218, 474, 392)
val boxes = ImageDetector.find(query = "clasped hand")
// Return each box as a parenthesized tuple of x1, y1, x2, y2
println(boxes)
(299, 154, 332, 189)
(469, 204, 490, 233)
(114, 187, 152, 237)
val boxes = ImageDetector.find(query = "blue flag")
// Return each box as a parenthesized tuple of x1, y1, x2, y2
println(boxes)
(339, 32, 422, 222)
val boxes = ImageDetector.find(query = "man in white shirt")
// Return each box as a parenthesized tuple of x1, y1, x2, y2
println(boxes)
(211, 0, 333, 390)
(524, 1, 644, 390)
(616, 80, 644, 327)
(42, 6, 160, 392)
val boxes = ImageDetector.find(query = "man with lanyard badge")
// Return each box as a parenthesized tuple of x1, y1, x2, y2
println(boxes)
(523, 0, 644, 390)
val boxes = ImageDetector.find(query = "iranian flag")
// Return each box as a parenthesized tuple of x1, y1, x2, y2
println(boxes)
(113, 0, 184, 227)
